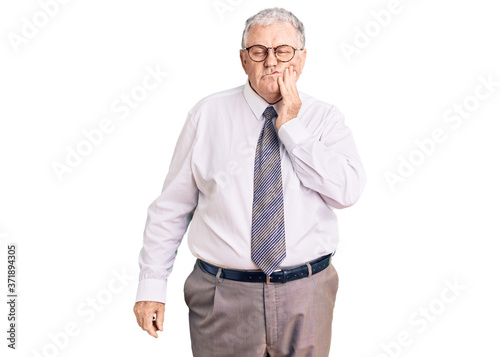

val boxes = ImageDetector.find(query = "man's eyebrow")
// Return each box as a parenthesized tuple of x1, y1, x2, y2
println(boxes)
(246, 43, 296, 48)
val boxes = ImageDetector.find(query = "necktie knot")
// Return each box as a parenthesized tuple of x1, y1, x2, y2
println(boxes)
(263, 106, 277, 121)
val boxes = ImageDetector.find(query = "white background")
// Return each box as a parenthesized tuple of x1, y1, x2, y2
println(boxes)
(1, 0, 499, 356)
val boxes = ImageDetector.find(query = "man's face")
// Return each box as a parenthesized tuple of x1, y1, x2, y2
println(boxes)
(240, 22, 307, 103)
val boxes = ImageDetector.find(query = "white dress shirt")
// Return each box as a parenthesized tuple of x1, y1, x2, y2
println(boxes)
(136, 81, 366, 303)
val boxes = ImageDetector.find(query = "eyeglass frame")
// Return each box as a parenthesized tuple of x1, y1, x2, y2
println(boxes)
(241, 44, 304, 63)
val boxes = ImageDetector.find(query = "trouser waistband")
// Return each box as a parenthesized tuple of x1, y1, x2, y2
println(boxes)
(197, 252, 334, 284)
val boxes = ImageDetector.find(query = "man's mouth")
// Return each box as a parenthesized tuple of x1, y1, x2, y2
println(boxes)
(263, 71, 280, 77)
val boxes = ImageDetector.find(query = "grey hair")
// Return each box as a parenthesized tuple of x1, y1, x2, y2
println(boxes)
(241, 8, 305, 49)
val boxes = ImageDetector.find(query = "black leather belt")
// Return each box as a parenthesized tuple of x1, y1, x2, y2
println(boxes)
(197, 252, 334, 284)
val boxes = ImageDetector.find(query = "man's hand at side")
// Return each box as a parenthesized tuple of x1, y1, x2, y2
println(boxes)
(133, 301, 165, 338)
(276, 65, 302, 131)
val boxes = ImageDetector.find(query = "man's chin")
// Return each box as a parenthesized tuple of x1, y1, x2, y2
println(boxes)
(250, 80, 281, 101)
(262, 81, 280, 95)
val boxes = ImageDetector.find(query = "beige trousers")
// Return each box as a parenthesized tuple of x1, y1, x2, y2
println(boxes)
(184, 260, 339, 357)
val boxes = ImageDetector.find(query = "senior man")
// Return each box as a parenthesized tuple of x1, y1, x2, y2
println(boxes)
(134, 7, 366, 357)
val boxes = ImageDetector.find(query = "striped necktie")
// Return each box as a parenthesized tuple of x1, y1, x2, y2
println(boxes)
(251, 106, 286, 275)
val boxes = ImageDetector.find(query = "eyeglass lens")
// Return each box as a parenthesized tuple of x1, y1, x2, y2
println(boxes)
(248, 45, 295, 62)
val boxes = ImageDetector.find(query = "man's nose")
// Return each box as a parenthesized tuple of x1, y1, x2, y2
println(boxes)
(264, 48, 278, 67)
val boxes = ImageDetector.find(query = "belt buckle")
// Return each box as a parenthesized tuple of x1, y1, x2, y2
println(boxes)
(266, 269, 282, 285)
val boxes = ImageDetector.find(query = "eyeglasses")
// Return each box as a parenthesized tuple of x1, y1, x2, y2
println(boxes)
(242, 44, 304, 63)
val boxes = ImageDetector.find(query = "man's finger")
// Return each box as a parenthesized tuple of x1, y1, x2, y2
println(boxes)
(143, 318, 159, 338)
(156, 307, 165, 331)
(285, 67, 292, 85)
(280, 71, 290, 89)
(278, 76, 286, 93)
(287, 66, 293, 83)
(288, 66, 298, 86)
(284, 67, 297, 89)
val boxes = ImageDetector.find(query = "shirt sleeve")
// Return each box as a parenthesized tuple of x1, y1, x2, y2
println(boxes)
(135, 113, 199, 303)
(277, 105, 366, 209)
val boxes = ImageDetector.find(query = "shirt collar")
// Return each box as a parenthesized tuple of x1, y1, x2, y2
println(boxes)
(243, 80, 283, 121)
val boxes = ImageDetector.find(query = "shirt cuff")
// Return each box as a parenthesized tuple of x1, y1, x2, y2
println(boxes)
(278, 118, 311, 151)
(135, 279, 167, 303)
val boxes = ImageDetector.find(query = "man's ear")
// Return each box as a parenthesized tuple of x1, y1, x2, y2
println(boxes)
(240, 50, 248, 75)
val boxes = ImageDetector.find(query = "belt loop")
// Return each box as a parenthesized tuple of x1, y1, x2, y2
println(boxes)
(216, 267, 223, 283)
(306, 262, 312, 277)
